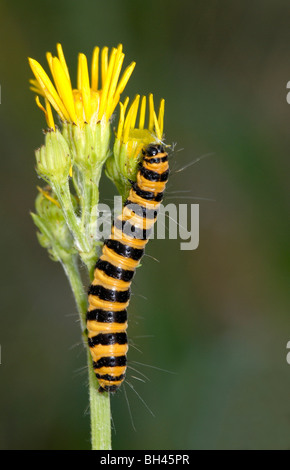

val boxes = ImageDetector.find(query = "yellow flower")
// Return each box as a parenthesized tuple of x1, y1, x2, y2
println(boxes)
(29, 43, 136, 130)
(116, 93, 165, 161)
(106, 93, 165, 197)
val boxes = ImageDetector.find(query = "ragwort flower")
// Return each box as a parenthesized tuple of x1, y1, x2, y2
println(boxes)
(29, 43, 135, 129)
(106, 93, 165, 197)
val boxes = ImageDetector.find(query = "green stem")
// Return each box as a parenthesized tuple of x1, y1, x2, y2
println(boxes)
(63, 255, 112, 450)
(80, 171, 92, 230)
(89, 179, 100, 244)
(79, 171, 101, 278)
(79, 248, 98, 282)
(88, 350, 112, 450)
(63, 256, 87, 329)
(53, 180, 91, 254)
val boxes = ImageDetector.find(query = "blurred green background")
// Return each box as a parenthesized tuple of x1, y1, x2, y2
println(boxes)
(0, 0, 290, 450)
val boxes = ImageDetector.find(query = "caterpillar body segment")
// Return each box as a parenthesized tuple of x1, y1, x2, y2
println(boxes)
(87, 143, 169, 392)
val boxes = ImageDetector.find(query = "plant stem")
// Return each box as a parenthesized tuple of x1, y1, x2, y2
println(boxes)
(63, 255, 112, 450)
(88, 350, 112, 450)
(53, 180, 91, 254)
(63, 256, 87, 329)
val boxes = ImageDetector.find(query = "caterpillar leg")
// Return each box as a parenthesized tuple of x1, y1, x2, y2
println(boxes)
(98, 384, 120, 394)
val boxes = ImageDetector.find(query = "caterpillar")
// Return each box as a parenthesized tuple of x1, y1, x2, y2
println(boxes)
(86, 143, 169, 392)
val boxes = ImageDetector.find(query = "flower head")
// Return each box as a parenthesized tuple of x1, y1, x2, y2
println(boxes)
(116, 93, 165, 159)
(29, 43, 136, 129)
(106, 93, 165, 197)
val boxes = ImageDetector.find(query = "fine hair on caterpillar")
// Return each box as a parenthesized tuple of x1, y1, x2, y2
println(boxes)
(86, 143, 169, 393)
(105, 355, 175, 431)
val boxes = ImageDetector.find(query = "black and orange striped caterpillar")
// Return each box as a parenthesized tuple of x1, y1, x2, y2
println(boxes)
(86, 143, 169, 392)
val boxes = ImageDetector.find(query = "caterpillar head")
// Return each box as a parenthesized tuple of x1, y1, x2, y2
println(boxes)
(144, 143, 165, 156)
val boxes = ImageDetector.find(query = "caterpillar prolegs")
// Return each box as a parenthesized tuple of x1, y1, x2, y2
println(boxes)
(86, 143, 169, 392)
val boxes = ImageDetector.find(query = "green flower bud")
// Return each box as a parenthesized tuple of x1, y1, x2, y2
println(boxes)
(106, 134, 146, 199)
(31, 188, 77, 262)
(63, 120, 111, 175)
(35, 129, 71, 183)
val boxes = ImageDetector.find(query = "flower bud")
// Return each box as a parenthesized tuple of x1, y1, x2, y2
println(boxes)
(64, 119, 111, 173)
(31, 188, 76, 262)
(35, 129, 71, 183)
